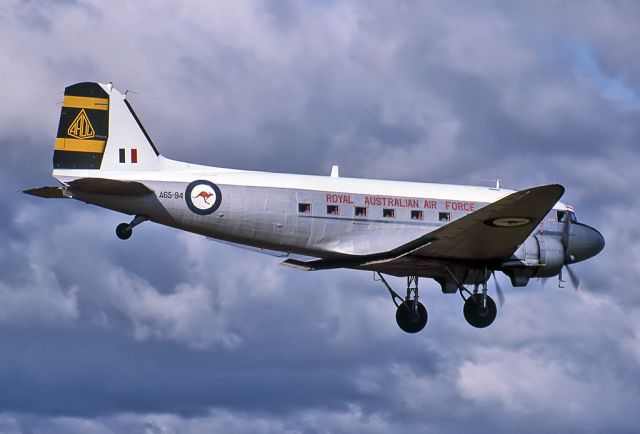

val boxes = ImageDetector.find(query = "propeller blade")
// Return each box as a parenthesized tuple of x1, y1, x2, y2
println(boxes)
(561, 212, 571, 251)
(566, 264, 581, 290)
(559, 212, 581, 289)
(492, 271, 505, 307)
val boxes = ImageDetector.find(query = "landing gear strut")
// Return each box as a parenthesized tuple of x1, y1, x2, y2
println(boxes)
(115, 215, 148, 240)
(376, 273, 428, 333)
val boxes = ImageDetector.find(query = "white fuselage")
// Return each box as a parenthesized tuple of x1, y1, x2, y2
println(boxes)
(54, 157, 570, 259)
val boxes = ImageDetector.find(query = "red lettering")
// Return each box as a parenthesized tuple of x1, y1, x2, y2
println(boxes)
(424, 200, 436, 209)
(444, 201, 475, 212)
(326, 194, 354, 204)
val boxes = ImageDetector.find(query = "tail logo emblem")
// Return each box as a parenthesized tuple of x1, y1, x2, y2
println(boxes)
(185, 180, 222, 215)
(67, 109, 95, 140)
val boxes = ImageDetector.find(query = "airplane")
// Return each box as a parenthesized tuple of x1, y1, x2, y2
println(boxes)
(24, 82, 605, 333)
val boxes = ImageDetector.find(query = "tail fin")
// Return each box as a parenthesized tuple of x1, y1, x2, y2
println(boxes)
(53, 82, 161, 171)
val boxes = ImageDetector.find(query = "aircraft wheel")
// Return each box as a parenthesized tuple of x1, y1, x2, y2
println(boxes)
(115, 223, 132, 240)
(463, 294, 497, 328)
(396, 300, 428, 333)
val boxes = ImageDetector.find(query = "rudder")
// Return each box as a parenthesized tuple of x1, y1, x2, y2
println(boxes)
(54, 82, 110, 169)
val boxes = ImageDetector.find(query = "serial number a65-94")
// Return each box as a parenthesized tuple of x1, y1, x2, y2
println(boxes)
(159, 191, 184, 199)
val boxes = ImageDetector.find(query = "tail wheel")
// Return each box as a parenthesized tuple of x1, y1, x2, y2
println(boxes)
(396, 301, 428, 333)
(463, 294, 497, 328)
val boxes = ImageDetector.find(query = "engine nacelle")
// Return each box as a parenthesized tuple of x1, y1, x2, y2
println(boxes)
(504, 235, 565, 286)
(435, 235, 566, 292)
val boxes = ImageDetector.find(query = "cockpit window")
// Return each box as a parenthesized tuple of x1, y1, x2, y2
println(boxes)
(557, 210, 577, 223)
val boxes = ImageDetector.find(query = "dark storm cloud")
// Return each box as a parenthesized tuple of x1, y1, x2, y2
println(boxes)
(1, 0, 640, 432)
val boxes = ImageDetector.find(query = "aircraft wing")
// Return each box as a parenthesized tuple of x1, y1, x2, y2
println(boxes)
(281, 184, 564, 270)
(406, 183, 564, 261)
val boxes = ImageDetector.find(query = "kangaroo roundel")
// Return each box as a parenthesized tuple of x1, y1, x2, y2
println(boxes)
(185, 180, 222, 215)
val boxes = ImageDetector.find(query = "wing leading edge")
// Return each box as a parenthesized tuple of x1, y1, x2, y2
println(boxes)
(281, 184, 564, 270)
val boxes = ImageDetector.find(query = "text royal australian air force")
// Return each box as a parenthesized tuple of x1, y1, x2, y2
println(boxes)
(325, 193, 476, 212)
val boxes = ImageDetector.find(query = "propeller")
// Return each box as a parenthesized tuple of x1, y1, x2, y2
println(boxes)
(559, 212, 581, 290)
(491, 271, 505, 307)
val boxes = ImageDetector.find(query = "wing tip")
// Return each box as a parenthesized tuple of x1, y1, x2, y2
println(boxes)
(523, 183, 565, 200)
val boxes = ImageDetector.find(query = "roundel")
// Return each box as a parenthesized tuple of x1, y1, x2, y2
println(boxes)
(486, 217, 531, 227)
(185, 180, 222, 215)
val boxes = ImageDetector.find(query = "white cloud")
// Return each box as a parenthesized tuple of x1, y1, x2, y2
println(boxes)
(106, 266, 241, 350)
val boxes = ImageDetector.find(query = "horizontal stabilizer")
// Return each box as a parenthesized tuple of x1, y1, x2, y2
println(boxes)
(23, 186, 69, 199)
(68, 178, 153, 196)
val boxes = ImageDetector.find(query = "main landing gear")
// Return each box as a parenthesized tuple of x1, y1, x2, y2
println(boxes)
(376, 273, 428, 333)
(462, 286, 497, 329)
(446, 267, 498, 328)
(376, 269, 500, 332)
(115, 215, 148, 240)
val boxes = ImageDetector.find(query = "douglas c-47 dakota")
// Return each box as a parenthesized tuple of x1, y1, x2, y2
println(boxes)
(25, 82, 605, 333)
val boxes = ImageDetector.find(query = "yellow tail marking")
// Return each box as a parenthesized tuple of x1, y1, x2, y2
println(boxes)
(67, 109, 95, 139)
(63, 96, 109, 110)
(55, 137, 106, 153)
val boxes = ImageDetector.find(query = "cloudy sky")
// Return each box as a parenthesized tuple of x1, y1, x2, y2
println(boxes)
(1, 0, 639, 432)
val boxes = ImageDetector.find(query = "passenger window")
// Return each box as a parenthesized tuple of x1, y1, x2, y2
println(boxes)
(355, 206, 367, 217)
(383, 208, 395, 218)
(439, 212, 451, 222)
(298, 203, 311, 214)
(411, 210, 423, 220)
(327, 205, 339, 215)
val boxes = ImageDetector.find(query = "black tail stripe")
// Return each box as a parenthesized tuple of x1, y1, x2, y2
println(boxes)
(64, 82, 109, 98)
(56, 107, 109, 139)
(53, 150, 103, 170)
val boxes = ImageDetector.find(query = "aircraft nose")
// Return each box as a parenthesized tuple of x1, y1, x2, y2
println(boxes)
(567, 223, 605, 263)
